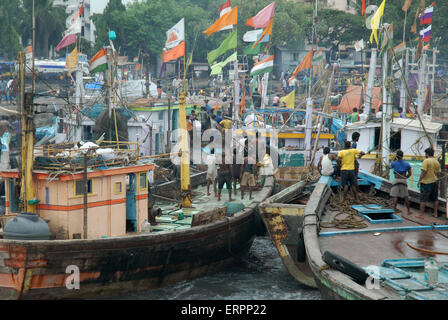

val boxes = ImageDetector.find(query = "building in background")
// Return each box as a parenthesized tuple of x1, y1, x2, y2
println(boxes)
(53, 0, 95, 44)
(294, 0, 357, 14)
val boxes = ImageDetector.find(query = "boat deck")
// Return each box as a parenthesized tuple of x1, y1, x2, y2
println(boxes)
(149, 182, 265, 232)
(318, 190, 448, 299)
(320, 202, 448, 266)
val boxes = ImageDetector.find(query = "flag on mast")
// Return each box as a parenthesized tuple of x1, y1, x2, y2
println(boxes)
(162, 18, 185, 63)
(218, 0, 233, 31)
(56, 34, 77, 51)
(89, 48, 108, 74)
(420, 24, 432, 42)
(289, 48, 313, 82)
(251, 19, 273, 49)
(370, 0, 386, 47)
(246, 2, 276, 28)
(203, 6, 238, 36)
(207, 29, 237, 65)
(402, 0, 413, 11)
(419, 5, 433, 24)
(250, 55, 274, 76)
(280, 89, 295, 109)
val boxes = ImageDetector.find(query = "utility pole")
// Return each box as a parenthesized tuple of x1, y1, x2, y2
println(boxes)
(365, 48, 377, 117)
(142, 53, 150, 98)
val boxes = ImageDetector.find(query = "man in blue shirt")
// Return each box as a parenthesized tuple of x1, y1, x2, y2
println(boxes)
(204, 100, 212, 114)
(216, 111, 223, 124)
(390, 150, 412, 215)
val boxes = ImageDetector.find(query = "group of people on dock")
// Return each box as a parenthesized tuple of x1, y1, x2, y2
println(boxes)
(318, 132, 442, 219)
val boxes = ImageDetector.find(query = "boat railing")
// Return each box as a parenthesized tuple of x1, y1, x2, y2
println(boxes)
(33, 141, 140, 171)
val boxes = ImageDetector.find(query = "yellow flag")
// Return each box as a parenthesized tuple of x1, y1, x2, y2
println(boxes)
(370, 0, 386, 47)
(66, 46, 79, 72)
(280, 89, 295, 109)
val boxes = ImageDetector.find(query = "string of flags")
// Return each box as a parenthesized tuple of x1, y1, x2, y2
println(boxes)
(419, 4, 434, 43)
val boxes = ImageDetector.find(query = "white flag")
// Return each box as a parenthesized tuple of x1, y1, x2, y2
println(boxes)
(164, 18, 185, 51)
(354, 39, 365, 52)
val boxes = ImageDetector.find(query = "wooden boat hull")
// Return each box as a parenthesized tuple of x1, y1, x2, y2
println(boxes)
(259, 181, 317, 288)
(0, 177, 273, 299)
(303, 173, 448, 300)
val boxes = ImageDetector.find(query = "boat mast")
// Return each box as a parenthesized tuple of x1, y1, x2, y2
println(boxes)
(364, 48, 377, 117)
(19, 51, 37, 213)
(304, 0, 317, 163)
(180, 30, 191, 208)
(75, 2, 84, 115)
(32, 0, 35, 93)
(381, 25, 392, 176)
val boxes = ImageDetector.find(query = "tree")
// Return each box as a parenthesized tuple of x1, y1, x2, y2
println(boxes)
(22, 0, 68, 58)
(0, 0, 23, 59)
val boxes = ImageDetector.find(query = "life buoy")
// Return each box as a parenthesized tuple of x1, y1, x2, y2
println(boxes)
(322, 251, 369, 285)
(297, 227, 306, 263)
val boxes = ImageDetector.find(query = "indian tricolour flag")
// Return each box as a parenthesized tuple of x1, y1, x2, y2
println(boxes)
(312, 48, 325, 66)
(250, 55, 274, 76)
(89, 48, 108, 74)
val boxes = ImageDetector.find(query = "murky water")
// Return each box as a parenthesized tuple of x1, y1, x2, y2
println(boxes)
(108, 236, 322, 300)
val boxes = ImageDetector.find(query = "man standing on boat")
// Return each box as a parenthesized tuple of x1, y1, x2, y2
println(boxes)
(417, 147, 441, 218)
(217, 152, 233, 202)
(390, 150, 412, 215)
(318, 147, 338, 177)
(338, 141, 365, 202)
(206, 149, 218, 197)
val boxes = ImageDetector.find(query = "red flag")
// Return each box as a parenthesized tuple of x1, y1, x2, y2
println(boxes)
(56, 33, 77, 51)
(219, 0, 231, 13)
(73, 0, 84, 21)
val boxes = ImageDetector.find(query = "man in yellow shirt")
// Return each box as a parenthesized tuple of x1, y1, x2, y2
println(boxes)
(219, 118, 233, 130)
(337, 141, 365, 202)
(417, 147, 441, 218)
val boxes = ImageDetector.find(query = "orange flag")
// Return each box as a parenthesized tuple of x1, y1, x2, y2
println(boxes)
(289, 48, 313, 82)
(362, 0, 366, 16)
(203, 6, 238, 37)
(240, 89, 246, 117)
(252, 19, 273, 49)
(162, 41, 185, 63)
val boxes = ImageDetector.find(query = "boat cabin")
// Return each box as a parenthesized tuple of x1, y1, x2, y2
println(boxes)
(0, 142, 154, 240)
(345, 118, 442, 169)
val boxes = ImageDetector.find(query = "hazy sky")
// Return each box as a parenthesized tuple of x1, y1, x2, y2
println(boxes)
(91, 0, 136, 14)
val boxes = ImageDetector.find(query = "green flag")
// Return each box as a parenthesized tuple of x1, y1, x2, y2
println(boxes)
(207, 29, 237, 66)
(244, 43, 262, 55)
(210, 51, 238, 75)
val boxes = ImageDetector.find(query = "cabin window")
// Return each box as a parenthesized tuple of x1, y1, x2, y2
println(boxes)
(114, 182, 123, 194)
(139, 172, 148, 191)
(390, 130, 402, 152)
(75, 179, 93, 196)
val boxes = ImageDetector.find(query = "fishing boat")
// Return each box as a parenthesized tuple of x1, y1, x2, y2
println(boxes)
(0, 45, 274, 299)
(258, 180, 317, 288)
(303, 171, 448, 300)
